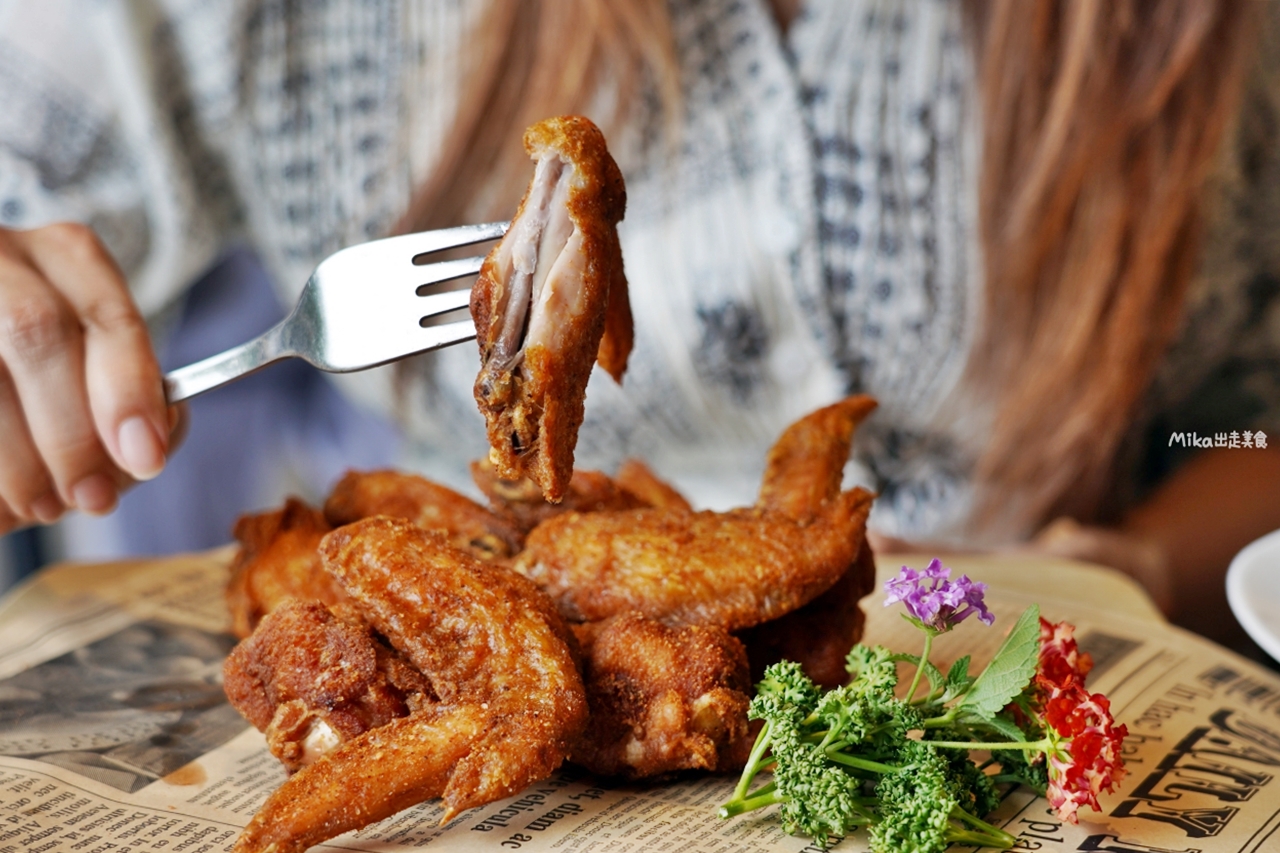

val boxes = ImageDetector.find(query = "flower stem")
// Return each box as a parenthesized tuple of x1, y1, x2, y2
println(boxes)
(824, 750, 898, 774)
(731, 720, 774, 802)
(927, 739, 1050, 752)
(946, 805, 1019, 848)
(718, 783, 781, 819)
(947, 825, 1018, 849)
(905, 630, 934, 703)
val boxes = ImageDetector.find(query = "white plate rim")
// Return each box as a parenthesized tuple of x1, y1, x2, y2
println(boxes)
(1226, 528, 1280, 662)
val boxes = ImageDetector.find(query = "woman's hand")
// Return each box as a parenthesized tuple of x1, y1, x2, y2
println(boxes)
(0, 223, 173, 533)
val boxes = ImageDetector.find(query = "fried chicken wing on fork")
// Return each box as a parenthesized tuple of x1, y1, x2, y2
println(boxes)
(230, 517, 586, 853)
(471, 115, 633, 502)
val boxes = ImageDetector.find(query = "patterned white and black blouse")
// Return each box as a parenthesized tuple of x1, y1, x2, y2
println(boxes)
(0, 0, 1276, 543)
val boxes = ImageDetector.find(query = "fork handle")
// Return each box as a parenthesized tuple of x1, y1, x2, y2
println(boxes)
(163, 322, 291, 403)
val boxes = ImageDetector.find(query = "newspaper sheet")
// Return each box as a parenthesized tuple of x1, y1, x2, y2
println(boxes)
(1, 549, 1278, 853)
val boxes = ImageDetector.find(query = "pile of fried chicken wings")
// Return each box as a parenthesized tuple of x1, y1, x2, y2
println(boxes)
(221, 394, 877, 853)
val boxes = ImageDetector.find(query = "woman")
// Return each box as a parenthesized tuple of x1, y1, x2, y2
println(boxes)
(0, 0, 1276, 647)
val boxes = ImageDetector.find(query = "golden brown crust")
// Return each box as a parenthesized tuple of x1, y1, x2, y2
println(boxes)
(515, 488, 874, 631)
(738, 540, 877, 689)
(470, 458, 650, 534)
(227, 392, 889, 850)
(225, 499, 343, 638)
(232, 518, 588, 853)
(571, 613, 752, 778)
(471, 116, 632, 502)
(594, 229, 633, 382)
(222, 600, 432, 772)
(614, 458, 694, 512)
(324, 468, 524, 559)
(756, 395, 878, 521)
(319, 518, 582, 703)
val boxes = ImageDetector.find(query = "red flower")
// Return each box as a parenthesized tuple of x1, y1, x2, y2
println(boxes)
(1037, 617, 1093, 693)
(1034, 619, 1126, 823)
(1043, 684, 1128, 822)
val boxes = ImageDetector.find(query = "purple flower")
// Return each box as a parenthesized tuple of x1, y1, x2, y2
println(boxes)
(883, 559, 995, 632)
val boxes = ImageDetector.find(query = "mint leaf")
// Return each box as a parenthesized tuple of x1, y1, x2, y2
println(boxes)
(947, 656, 971, 684)
(940, 656, 972, 703)
(961, 711, 1026, 743)
(959, 604, 1040, 719)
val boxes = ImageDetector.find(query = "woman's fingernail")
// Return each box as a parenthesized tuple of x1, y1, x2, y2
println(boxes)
(31, 494, 64, 523)
(71, 474, 117, 515)
(117, 416, 165, 480)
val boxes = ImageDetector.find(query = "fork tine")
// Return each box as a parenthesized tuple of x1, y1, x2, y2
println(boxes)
(416, 288, 473, 317)
(410, 319, 476, 351)
(416, 256, 485, 292)
(405, 221, 509, 258)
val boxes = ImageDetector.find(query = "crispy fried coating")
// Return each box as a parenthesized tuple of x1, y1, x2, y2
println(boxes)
(571, 613, 752, 778)
(757, 395, 877, 521)
(470, 458, 650, 534)
(729, 394, 879, 686)
(738, 541, 877, 689)
(614, 458, 693, 513)
(232, 518, 586, 853)
(324, 469, 523, 559)
(223, 600, 432, 772)
(471, 115, 632, 502)
(515, 487, 874, 631)
(225, 499, 343, 638)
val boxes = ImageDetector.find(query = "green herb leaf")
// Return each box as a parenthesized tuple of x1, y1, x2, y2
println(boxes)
(960, 711, 1025, 743)
(940, 656, 972, 703)
(958, 604, 1040, 719)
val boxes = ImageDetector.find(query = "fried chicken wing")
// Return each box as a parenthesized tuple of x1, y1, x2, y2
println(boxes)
(470, 457, 650, 534)
(736, 394, 879, 686)
(513, 395, 878, 689)
(471, 115, 632, 502)
(225, 499, 344, 638)
(232, 517, 586, 853)
(234, 705, 490, 853)
(757, 395, 877, 521)
(324, 469, 523, 559)
(614, 458, 694, 513)
(571, 613, 752, 778)
(515, 487, 873, 631)
(738, 540, 877, 688)
(223, 600, 432, 772)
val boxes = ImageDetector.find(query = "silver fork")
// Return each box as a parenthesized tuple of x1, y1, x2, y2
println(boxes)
(163, 221, 509, 403)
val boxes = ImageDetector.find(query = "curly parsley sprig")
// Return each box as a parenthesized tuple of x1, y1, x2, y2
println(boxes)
(718, 560, 1127, 853)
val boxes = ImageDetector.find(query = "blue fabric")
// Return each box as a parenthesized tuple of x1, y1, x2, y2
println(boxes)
(100, 247, 403, 556)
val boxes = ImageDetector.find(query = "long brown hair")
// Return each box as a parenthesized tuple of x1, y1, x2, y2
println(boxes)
(966, 0, 1256, 533)
(397, 0, 678, 231)
(400, 0, 1258, 537)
